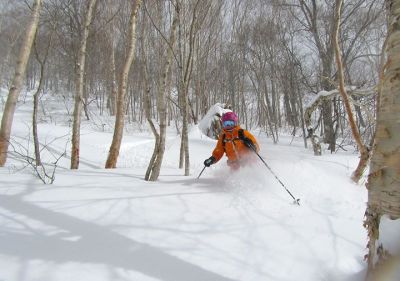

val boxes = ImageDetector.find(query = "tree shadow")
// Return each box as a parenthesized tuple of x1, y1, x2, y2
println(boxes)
(0, 194, 237, 281)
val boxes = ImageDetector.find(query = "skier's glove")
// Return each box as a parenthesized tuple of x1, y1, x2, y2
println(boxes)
(204, 156, 216, 167)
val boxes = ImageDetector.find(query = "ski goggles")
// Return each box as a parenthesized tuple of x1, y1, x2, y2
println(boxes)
(223, 120, 235, 128)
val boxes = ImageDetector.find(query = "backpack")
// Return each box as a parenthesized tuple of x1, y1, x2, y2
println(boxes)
(222, 129, 245, 148)
(222, 129, 256, 152)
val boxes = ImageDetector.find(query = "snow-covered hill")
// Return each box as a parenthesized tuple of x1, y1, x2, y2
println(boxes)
(0, 90, 371, 281)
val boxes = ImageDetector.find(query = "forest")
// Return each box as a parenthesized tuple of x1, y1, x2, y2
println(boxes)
(0, 0, 399, 280)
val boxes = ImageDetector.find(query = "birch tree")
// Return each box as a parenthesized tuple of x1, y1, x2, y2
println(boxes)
(70, 0, 98, 169)
(296, 0, 337, 152)
(105, 0, 142, 168)
(144, 1, 179, 181)
(32, 26, 54, 167)
(283, 0, 382, 153)
(333, 0, 370, 183)
(0, 0, 42, 166)
(104, 0, 118, 116)
(178, 0, 211, 176)
(364, 0, 400, 276)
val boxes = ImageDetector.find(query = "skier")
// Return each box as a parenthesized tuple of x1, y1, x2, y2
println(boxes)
(203, 111, 260, 170)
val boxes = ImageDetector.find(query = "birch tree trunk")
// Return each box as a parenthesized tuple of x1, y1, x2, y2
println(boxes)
(32, 66, 43, 167)
(106, 2, 117, 116)
(108, 37, 117, 116)
(178, 0, 202, 176)
(32, 33, 52, 167)
(105, 0, 142, 169)
(333, 0, 370, 183)
(0, 0, 42, 166)
(145, 2, 179, 181)
(70, 0, 97, 169)
(298, 0, 336, 152)
(364, 0, 400, 275)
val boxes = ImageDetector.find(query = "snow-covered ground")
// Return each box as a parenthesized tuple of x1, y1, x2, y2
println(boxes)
(0, 90, 372, 281)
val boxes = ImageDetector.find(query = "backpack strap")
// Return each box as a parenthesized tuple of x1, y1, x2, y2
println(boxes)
(238, 129, 245, 140)
(238, 129, 257, 151)
(222, 129, 244, 149)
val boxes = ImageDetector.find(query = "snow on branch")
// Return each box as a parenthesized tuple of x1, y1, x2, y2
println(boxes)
(304, 86, 375, 130)
(303, 86, 376, 156)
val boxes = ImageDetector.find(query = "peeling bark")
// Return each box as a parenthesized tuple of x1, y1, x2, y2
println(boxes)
(365, 0, 400, 275)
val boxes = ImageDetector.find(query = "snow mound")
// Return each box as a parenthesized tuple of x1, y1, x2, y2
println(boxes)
(198, 103, 231, 139)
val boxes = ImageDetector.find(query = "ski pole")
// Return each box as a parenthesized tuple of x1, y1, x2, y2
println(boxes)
(197, 166, 207, 179)
(247, 144, 300, 205)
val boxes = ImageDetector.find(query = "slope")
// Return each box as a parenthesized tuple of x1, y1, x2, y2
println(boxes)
(0, 90, 368, 281)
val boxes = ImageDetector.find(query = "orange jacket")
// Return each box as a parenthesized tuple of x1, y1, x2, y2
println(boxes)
(212, 126, 260, 163)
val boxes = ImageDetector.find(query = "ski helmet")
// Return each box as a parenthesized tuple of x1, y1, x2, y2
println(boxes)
(221, 112, 238, 129)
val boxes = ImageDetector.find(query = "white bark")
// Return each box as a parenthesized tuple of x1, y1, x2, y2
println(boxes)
(365, 0, 400, 276)
(146, 1, 179, 181)
(70, 0, 98, 169)
(105, 0, 142, 168)
(0, 0, 42, 166)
